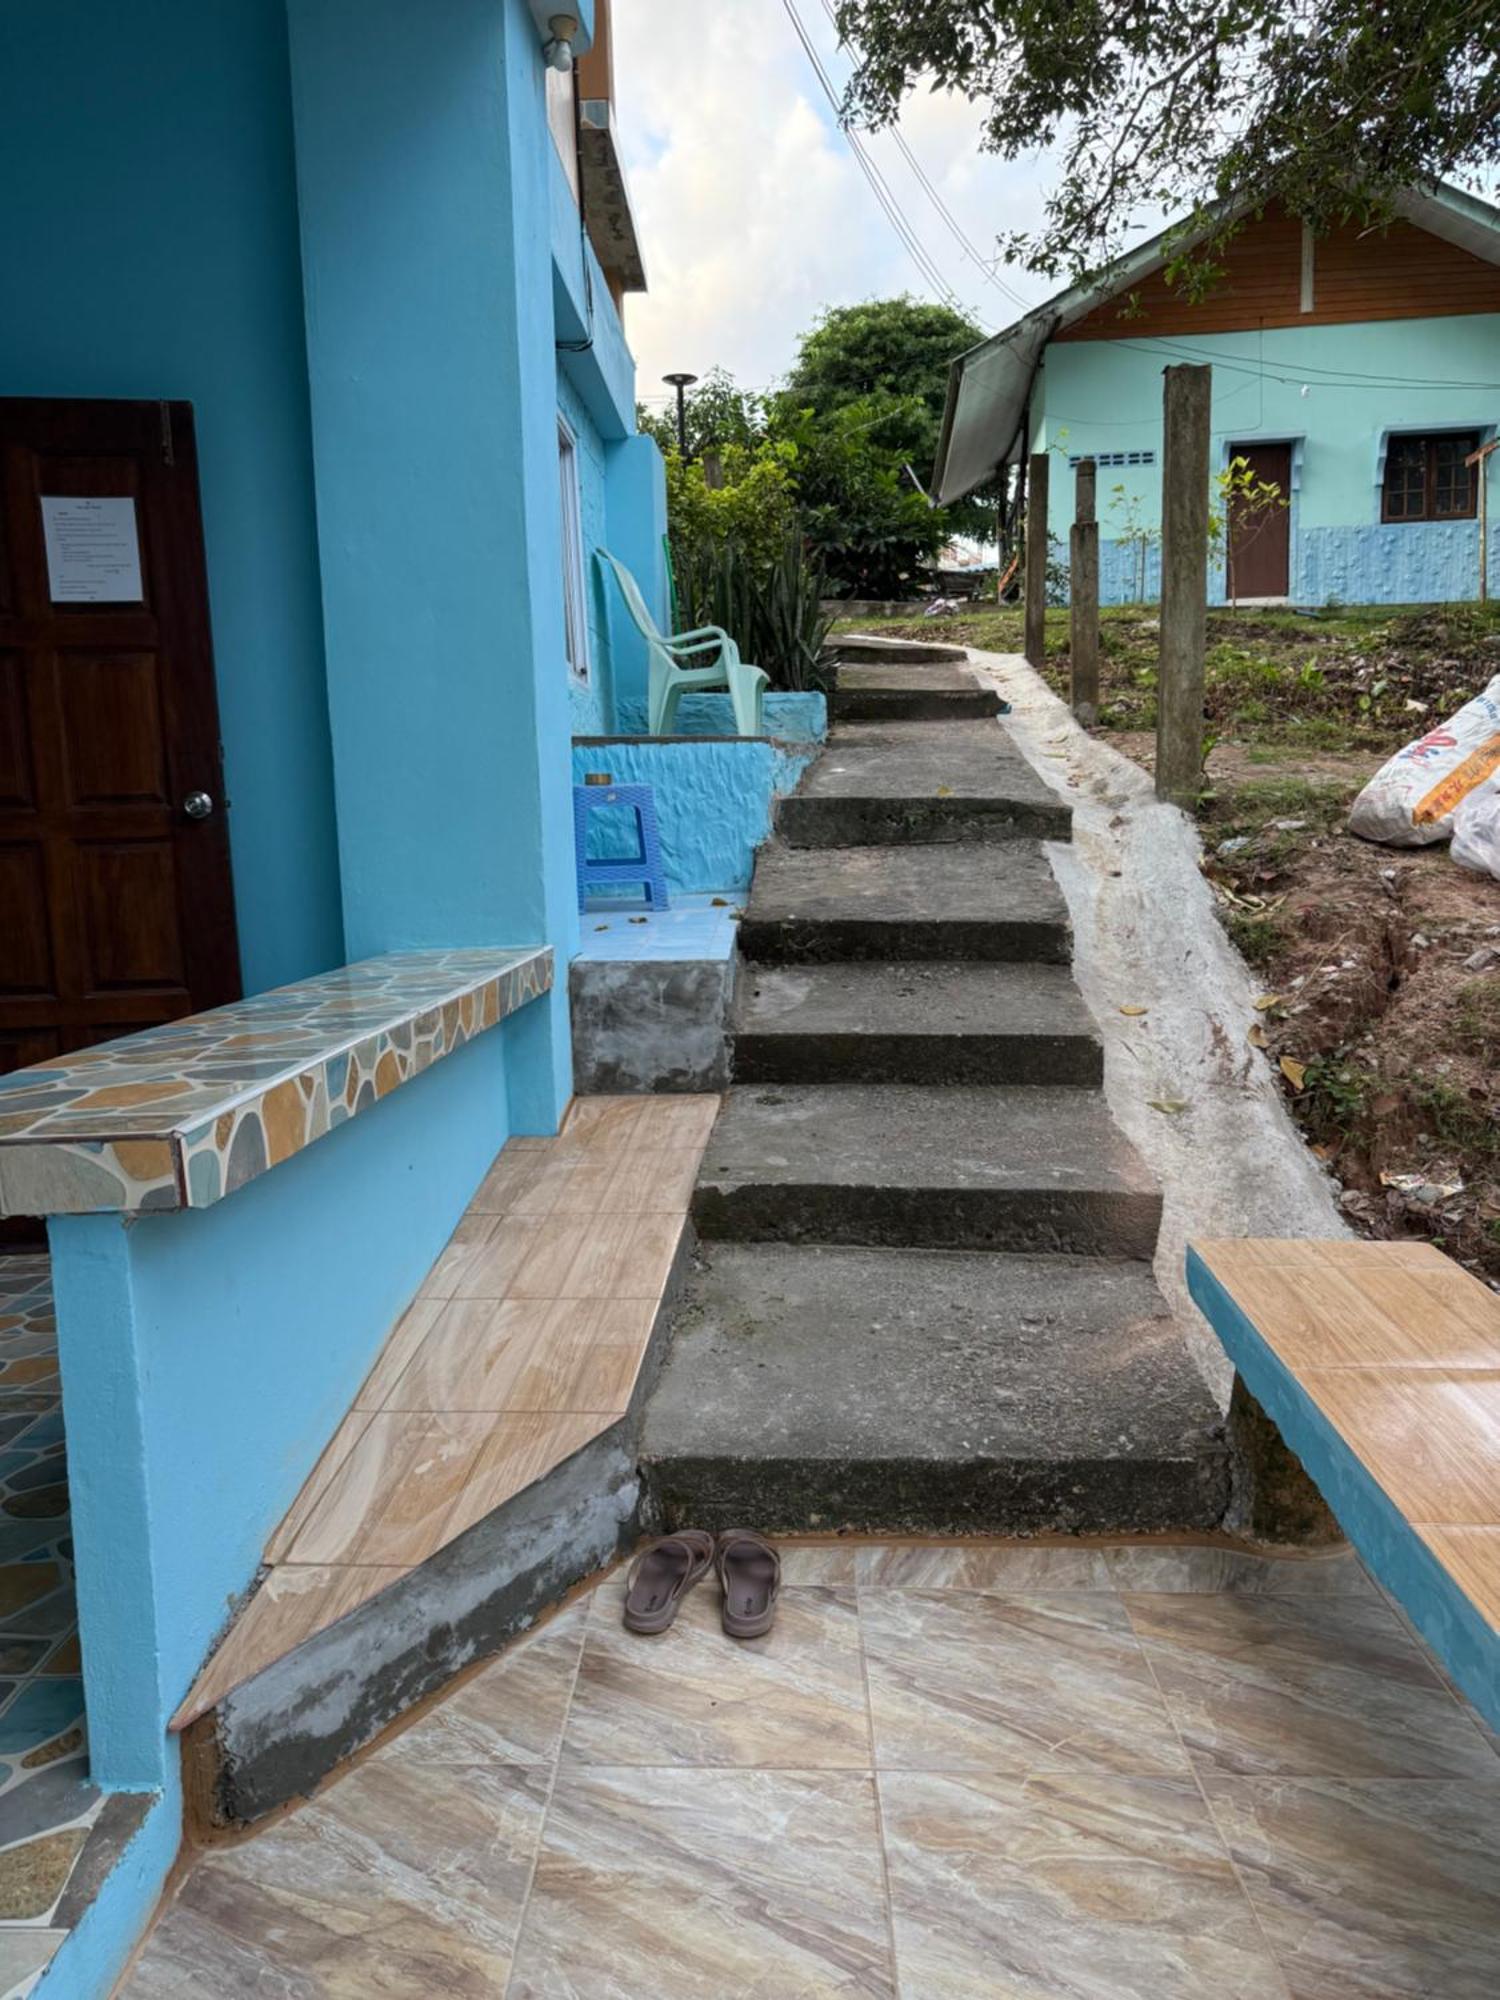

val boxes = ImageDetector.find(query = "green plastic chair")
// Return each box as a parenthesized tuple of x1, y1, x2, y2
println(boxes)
(597, 548, 768, 737)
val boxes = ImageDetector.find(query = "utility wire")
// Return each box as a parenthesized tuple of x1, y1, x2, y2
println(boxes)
(817, 0, 1034, 315)
(780, 0, 985, 320)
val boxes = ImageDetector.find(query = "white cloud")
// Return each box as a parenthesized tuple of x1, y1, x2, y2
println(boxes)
(611, 0, 1056, 404)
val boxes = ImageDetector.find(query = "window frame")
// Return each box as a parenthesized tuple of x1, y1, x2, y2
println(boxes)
(557, 415, 591, 686)
(1381, 430, 1480, 525)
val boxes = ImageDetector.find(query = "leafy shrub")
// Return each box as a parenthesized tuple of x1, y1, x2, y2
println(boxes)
(675, 525, 833, 695)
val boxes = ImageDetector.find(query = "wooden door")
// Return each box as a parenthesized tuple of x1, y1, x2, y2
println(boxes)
(0, 399, 241, 1078)
(1226, 442, 1292, 600)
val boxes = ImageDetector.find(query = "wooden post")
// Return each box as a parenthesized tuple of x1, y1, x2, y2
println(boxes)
(1024, 451, 1049, 668)
(1155, 365, 1212, 805)
(1069, 458, 1100, 726)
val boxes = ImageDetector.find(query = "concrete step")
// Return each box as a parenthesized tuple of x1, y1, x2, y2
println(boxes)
(692, 1083, 1162, 1259)
(641, 1243, 1229, 1535)
(738, 840, 1071, 965)
(732, 961, 1103, 1086)
(778, 721, 1070, 848)
(826, 634, 968, 666)
(832, 661, 1004, 723)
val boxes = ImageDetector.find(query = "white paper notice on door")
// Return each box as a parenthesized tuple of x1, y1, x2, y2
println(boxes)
(39, 496, 144, 603)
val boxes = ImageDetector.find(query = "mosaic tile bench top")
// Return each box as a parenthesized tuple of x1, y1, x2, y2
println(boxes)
(0, 948, 553, 1219)
(0, 1254, 151, 2000)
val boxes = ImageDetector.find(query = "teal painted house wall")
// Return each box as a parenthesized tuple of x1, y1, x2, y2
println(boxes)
(0, 0, 667, 1988)
(1034, 314, 1500, 604)
(0, 0, 344, 994)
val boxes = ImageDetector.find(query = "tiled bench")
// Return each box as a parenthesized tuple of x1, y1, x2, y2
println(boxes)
(1189, 1237, 1500, 1734)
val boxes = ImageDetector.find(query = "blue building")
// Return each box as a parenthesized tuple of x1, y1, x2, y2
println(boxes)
(0, 2, 693, 1989)
(933, 189, 1500, 606)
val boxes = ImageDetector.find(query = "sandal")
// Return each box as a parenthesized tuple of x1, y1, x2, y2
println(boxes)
(621, 1530, 714, 1634)
(715, 1530, 781, 1639)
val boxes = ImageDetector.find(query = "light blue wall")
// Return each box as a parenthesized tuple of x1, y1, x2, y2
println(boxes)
(1035, 315, 1500, 604)
(0, 0, 344, 993)
(286, 0, 579, 1129)
(560, 368, 614, 735)
(601, 435, 671, 713)
(50, 1024, 514, 1792)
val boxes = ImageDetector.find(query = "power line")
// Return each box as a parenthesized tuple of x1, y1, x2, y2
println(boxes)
(817, 0, 1034, 315)
(1111, 332, 1500, 392)
(780, 0, 986, 321)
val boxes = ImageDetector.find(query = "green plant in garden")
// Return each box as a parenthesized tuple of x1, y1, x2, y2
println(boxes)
(674, 525, 833, 695)
(1107, 485, 1159, 604)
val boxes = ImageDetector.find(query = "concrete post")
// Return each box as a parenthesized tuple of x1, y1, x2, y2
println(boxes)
(1023, 450, 1049, 668)
(1069, 458, 1100, 726)
(1155, 364, 1212, 804)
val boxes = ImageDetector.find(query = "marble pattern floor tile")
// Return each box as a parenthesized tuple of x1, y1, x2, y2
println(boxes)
(1100, 1543, 1378, 1596)
(1202, 1776, 1500, 1999)
(375, 1599, 588, 1770)
(508, 1766, 895, 2000)
(123, 1540, 1500, 1998)
(125, 1755, 552, 1999)
(855, 1543, 1113, 1591)
(860, 1590, 1189, 1775)
(879, 1771, 1290, 2000)
(1123, 1590, 1496, 1777)
(563, 1580, 871, 1769)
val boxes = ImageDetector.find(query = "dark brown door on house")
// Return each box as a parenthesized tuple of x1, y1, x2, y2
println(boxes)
(0, 399, 241, 1079)
(1226, 441, 1292, 600)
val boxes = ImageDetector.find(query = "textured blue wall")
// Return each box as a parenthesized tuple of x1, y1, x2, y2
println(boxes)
(0, 0, 344, 993)
(287, 0, 578, 1128)
(612, 691, 828, 742)
(1037, 314, 1500, 605)
(572, 735, 820, 892)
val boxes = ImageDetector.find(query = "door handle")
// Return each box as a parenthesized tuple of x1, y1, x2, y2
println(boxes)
(182, 791, 215, 821)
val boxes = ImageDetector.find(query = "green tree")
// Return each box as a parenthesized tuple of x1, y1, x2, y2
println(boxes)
(637, 367, 767, 461)
(834, 0, 1500, 287)
(779, 297, 992, 539)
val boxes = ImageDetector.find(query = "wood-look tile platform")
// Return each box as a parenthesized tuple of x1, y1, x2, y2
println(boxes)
(126, 1540, 1500, 1999)
(172, 1095, 718, 1730)
(1188, 1237, 1500, 1733)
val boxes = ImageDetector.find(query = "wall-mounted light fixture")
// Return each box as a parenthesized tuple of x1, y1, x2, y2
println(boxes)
(543, 12, 579, 71)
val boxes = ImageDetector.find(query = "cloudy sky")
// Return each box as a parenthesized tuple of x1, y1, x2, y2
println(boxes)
(612, 0, 1056, 414)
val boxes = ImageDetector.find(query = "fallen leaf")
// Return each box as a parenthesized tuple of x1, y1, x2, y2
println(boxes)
(1247, 1024, 1267, 1048)
(1253, 994, 1281, 1011)
(935, 785, 953, 797)
(710, 897, 729, 907)
(629, 916, 648, 925)
(1118, 1004, 1148, 1017)
(1279, 1056, 1307, 1089)
(1147, 1098, 1189, 1115)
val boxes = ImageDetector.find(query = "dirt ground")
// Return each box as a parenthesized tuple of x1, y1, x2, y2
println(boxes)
(839, 601, 1500, 1283)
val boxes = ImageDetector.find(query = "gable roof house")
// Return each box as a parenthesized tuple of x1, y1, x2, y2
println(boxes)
(933, 186, 1500, 606)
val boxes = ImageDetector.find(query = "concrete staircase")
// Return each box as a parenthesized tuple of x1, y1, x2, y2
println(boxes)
(641, 647, 1229, 1535)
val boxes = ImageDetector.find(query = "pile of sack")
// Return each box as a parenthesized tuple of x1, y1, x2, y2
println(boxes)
(1348, 673, 1500, 880)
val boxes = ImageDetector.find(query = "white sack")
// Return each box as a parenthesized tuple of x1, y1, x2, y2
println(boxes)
(1348, 675, 1500, 847)
(1452, 774, 1500, 882)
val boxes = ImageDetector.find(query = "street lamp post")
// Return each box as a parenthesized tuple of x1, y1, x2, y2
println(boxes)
(662, 372, 697, 457)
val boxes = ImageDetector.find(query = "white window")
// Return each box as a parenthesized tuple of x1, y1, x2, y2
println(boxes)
(557, 418, 590, 683)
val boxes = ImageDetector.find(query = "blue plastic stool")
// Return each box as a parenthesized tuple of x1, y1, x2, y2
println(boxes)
(573, 781, 670, 913)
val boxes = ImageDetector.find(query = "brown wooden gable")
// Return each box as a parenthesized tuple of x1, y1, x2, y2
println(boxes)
(1054, 205, 1500, 342)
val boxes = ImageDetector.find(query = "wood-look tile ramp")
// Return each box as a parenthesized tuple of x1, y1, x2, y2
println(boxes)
(1189, 1236, 1500, 1730)
(172, 1094, 717, 1730)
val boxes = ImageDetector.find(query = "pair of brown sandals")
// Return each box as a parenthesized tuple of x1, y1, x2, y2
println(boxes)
(622, 1528, 781, 1639)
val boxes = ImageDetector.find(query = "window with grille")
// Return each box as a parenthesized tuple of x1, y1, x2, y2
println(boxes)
(558, 418, 590, 683)
(1068, 451, 1156, 468)
(1381, 432, 1479, 523)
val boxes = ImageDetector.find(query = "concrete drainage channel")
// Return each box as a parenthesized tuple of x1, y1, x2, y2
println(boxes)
(638, 639, 1234, 1536)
